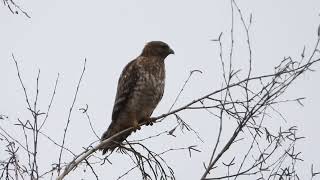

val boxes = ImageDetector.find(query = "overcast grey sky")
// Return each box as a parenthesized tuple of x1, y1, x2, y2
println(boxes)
(1, 0, 320, 179)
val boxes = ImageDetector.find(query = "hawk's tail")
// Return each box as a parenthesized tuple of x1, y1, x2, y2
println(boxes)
(100, 121, 132, 155)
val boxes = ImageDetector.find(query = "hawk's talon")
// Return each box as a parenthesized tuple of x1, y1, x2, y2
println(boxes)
(144, 117, 156, 126)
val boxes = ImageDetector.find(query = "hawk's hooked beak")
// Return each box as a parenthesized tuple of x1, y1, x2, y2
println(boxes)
(169, 48, 175, 55)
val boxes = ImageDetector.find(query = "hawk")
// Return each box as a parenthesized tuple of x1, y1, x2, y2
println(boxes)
(101, 41, 174, 154)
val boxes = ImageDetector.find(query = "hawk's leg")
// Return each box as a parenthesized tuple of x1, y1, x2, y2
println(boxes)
(132, 119, 141, 132)
(128, 112, 141, 132)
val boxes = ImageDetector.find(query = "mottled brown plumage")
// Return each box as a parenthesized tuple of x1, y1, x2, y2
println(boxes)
(101, 41, 174, 154)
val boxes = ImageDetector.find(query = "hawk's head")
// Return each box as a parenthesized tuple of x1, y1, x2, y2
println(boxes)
(141, 41, 174, 58)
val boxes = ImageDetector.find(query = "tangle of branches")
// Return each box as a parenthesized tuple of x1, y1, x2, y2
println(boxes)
(2, 0, 30, 18)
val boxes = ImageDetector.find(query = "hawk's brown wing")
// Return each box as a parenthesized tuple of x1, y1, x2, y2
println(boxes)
(111, 59, 139, 121)
(100, 59, 139, 154)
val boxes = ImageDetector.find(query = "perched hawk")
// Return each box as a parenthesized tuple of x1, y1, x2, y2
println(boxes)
(101, 41, 174, 154)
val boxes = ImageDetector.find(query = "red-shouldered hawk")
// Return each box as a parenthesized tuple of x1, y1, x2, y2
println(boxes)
(101, 41, 174, 154)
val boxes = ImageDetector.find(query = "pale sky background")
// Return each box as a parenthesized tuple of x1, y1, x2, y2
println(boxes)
(1, 0, 320, 179)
